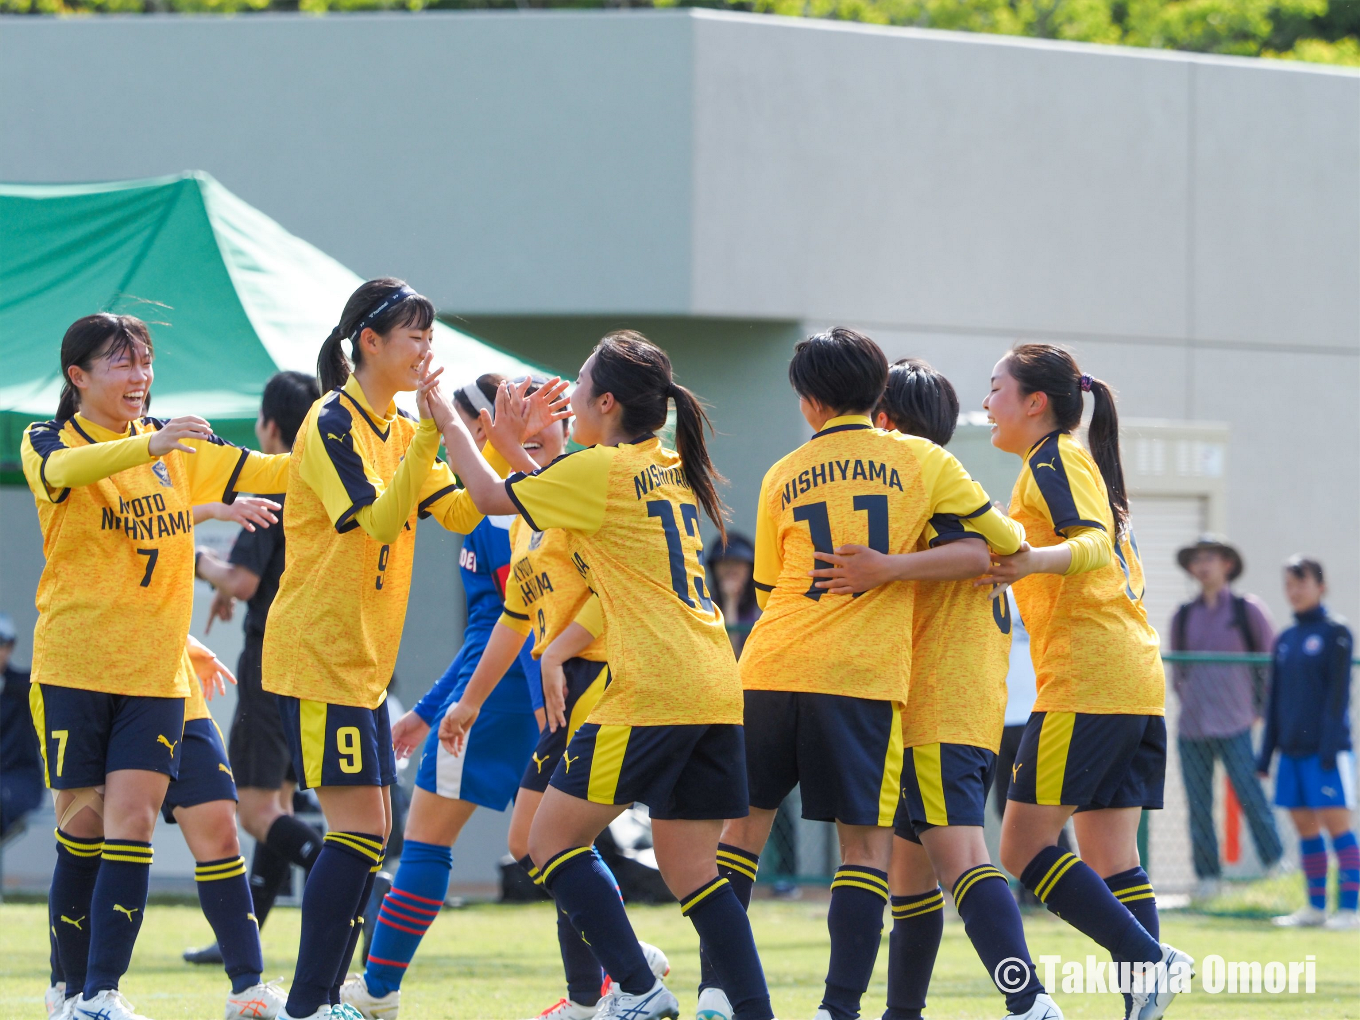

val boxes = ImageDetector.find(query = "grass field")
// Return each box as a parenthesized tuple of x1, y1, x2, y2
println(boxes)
(2, 899, 1356, 1019)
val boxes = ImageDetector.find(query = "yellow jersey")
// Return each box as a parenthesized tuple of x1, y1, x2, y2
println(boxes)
(903, 519, 1011, 752)
(21, 414, 288, 699)
(741, 416, 1024, 706)
(505, 437, 742, 727)
(263, 377, 492, 709)
(1009, 431, 1164, 716)
(180, 645, 210, 722)
(499, 517, 607, 661)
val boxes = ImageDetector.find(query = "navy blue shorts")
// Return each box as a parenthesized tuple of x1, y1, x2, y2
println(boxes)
(895, 742, 996, 843)
(1007, 712, 1165, 811)
(278, 696, 397, 790)
(414, 704, 539, 810)
(550, 721, 749, 821)
(29, 683, 185, 789)
(162, 718, 238, 822)
(521, 659, 610, 793)
(744, 690, 903, 827)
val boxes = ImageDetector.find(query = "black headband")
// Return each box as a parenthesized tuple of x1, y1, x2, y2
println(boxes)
(350, 285, 418, 342)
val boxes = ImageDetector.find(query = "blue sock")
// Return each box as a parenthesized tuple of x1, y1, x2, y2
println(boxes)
(1332, 831, 1359, 912)
(1020, 847, 1159, 965)
(681, 877, 773, 1020)
(883, 889, 943, 1020)
(541, 846, 653, 995)
(820, 865, 889, 1020)
(365, 841, 449, 996)
(1104, 866, 1158, 1019)
(1301, 835, 1329, 910)
(50, 830, 102, 998)
(700, 844, 760, 993)
(285, 832, 382, 1018)
(953, 865, 1043, 1014)
(85, 839, 153, 996)
(195, 856, 263, 994)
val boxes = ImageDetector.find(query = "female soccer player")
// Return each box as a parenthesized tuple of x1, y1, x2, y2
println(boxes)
(810, 359, 1057, 1020)
(341, 374, 566, 1020)
(718, 332, 1025, 1020)
(262, 279, 564, 1020)
(425, 330, 774, 1020)
(23, 313, 290, 1020)
(982, 343, 1192, 1020)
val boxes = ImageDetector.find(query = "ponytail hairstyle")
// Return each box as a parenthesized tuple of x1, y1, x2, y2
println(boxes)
(452, 373, 507, 421)
(57, 313, 154, 421)
(876, 358, 959, 447)
(317, 277, 436, 393)
(1004, 343, 1129, 535)
(589, 330, 729, 540)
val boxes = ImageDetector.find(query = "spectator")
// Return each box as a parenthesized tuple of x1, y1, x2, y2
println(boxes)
(1171, 535, 1283, 901)
(1258, 557, 1356, 929)
(706, 532, 760, 657)
(0, 612, 44, 840)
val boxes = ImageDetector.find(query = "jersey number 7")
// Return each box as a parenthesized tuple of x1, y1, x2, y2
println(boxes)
(647, 500, 714, 612)
(793, 495, 889, 601)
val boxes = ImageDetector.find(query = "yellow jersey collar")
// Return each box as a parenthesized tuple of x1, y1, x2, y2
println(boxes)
(341, 375, 398, 439)
(71, 413, 134, 444)
(812, 414, 873, 440)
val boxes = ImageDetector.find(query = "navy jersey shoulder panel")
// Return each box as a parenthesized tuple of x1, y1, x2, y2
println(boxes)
(926, 512, 988, 547)
(317, 393, 378, 526)
(1028, 433, 1105, 535)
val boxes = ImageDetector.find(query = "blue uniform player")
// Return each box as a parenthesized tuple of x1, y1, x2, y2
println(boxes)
(343, 375, 546, 1020)
(1257, 556, 1357, 930)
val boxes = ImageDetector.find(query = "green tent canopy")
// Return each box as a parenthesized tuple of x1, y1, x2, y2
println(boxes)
(0, 171, 547, 476)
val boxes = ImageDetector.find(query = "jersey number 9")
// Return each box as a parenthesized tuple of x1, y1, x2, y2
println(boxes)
(647, 500, 714, 612)
(336, 726, 363, 774)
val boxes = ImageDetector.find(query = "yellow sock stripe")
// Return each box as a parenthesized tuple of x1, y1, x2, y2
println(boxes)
(1113, 883, 1153, 900)
(195, 857, 246, 875)
(330, 831, 384, 852)
(680, 877, 729, 915)
(1030, 852, 1076, 900)
(830, 877, 891, 901)
(1035, 854, 1081, 902)
(54, 830, 103, 856)
(102, 851, 154, 864)
(540, 846, 594, 884)
(894, 899, 946, 919)
(835, 867, 890, 892)
(196, 861, 248, 881)
(951, 866, 1004, 910)
(1117, 890, 1157, 904)
(370, 851, 388, 874)
(716, 851, 758, 881)
(323, 833, 383, 863)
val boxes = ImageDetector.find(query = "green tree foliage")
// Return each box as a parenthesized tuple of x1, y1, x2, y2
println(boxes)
(2, 0, 1358, 68)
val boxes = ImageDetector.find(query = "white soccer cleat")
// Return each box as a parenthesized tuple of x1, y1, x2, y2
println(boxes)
(279, 1003, 366, 1020)
(695, 987, 732, 1020)
(45, 983, 66, 1018)
(338, 973, 400, 1020)
(1324, 909, 1360, 930)
(811, 1010, 833, 1020)
(1273, 903, 1328, 927)
(1004, 992, 1063, 1019)
(639, 941, 670, 980)
(522, 998, 600, 1020)
(72, 990, 153, 1020)
(225, 980, 288, 1019)
(1190, 877, 1220, 902)
(1130, 943, 1194, 1020)
(592, 978, 679, 1020)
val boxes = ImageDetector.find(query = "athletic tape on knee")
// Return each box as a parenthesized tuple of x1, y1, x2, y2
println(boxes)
(58, 789, 105, 831)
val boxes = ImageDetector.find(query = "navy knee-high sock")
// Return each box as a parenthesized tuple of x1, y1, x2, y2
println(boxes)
(820, 865, 889, 1020)
(50, 831, 102, 999)
(700, 844, 760, 993)
(1104, 866, 1158, 1018)
(85, 839, 153, 996)
(331, 856, 382, 1004)
(682, 878, 773, 1020)
(248, 842, 292, 931)
(195, 856, 264, 994)
(883, 888, 943, 1020)
(1020, 847, 1159, 965)
(520, 853, 606, 1005)
(266, 813, 324, 870)
(952, 865, 1044, 1015)
(541, 847, 653, 996)
(285, 832, 382, 1018)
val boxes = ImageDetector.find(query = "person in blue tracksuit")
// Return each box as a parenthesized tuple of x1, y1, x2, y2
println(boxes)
(1257, 556, 1356, 929)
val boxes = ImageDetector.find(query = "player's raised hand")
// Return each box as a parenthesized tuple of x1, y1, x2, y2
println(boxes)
(186, 634, 237, 701)
(217, 496, 281, 532)
(148, 416, 215, 456)
(975, 542, 1034, 590)
(391, 709, 431, 760)
(809, 544, 893, 595)
(439, 699, 480, 757)
(415, 353, 450, 425)
(519, 377, 571, 439)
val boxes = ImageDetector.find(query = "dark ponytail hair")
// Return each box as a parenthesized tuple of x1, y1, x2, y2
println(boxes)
(57, 313, 154, 421)
(589, 330, 728, 540)
(318, 277, 436, 393)
(876, 358, 958, 447)
(1004, 343, 1129, 535)
(452, 373, 507, 420)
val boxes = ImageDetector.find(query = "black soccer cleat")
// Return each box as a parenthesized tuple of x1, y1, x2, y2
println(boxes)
(183, 940, 224, 965)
